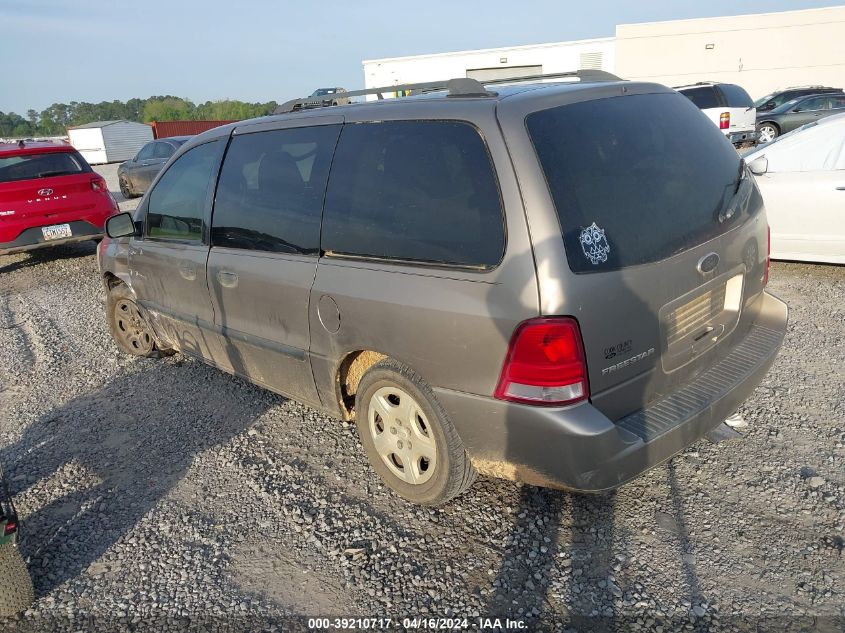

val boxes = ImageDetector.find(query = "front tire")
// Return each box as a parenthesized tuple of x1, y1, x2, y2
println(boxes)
(0, 543, 34, 617)
(756, 122, 779, 143)
(118, 175, 136, 199)
(106, 284, 170, 357)
(355, 359, 476, 505)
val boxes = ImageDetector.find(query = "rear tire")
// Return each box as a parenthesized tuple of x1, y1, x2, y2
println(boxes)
(355, 359, 476, 505)
(106, 283, 171, 357)
(0, 543, 34, 617)
(756, 122, 779, 143)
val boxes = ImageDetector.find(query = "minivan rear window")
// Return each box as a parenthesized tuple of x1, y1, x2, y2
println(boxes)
(527, 92, 743, 273)
(0, 150, 89, 183)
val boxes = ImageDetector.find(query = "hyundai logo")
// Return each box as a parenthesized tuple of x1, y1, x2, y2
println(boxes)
(697, 252, 720, 275)
(37, 188, 53, 196)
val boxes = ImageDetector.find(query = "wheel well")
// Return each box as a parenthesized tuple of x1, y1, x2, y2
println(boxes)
(758, 121, 780, 132)
(103, 272, 123, 290)
(336, 350, 386, 420)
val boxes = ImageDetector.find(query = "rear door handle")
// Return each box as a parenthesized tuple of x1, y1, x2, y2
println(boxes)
(836, 186, 845, 191)
(217, 270, 239, 288)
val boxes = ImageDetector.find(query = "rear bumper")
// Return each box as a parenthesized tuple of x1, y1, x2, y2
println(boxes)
(727, 129, 758, 144)
(0, 220, 103, 255)
(435, 291, 788, 492)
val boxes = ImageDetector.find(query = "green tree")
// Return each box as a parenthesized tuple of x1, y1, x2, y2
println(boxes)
(142, 97, 195, 122)
(2, 95, 276, 137)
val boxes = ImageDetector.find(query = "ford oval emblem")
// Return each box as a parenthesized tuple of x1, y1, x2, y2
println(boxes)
(37, 188, 53, 196)
(697, 252, 720, 274)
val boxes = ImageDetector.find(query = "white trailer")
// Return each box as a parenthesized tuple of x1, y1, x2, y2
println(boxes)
(362, 37, 616, 98)
(66, 120, 153, 165)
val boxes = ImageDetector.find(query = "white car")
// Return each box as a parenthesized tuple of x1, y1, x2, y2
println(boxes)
(745, 113, 845, 264)
(676, 82, 757, 146)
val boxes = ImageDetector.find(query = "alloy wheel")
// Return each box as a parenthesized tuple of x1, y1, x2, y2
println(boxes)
(758, 125, 777, 143)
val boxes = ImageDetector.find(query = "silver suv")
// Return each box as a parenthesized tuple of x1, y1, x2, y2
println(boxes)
(99, 72, 788, 505)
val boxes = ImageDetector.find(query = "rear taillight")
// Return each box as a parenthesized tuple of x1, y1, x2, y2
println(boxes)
(763, 225, 771, 286)
(720, 112, 730, 129)
(494, 317, 589, 407)
(3, 521, 16, 535)
(91, 177, 107, 192)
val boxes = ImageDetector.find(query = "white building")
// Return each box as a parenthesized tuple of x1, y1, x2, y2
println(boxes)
(616, 6, 845, 98)
(66, 120, 153, 165)
(362, 6, 845, 100)
(362, 37, 616, 97)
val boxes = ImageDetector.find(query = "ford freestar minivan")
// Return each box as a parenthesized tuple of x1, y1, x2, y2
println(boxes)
(99, 72, 788, 505)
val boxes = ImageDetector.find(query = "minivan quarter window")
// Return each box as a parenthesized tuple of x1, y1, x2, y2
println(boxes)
(146, 139, 224, 242)
(212, 124, 341, 254)
(321, 120, 505, 268)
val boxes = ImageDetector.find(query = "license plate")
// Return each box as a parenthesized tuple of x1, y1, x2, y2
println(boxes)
(41, 224, 72, 241)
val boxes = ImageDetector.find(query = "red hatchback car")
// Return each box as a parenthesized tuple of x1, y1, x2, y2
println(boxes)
(0, 141, 118, 255)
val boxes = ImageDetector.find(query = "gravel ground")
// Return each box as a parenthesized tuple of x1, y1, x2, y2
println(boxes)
(0, 172, 843, 631)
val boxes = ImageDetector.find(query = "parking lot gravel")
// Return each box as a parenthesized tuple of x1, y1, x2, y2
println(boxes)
(0, 173, 843, 631)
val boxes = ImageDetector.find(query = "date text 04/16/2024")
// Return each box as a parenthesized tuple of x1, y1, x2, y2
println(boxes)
(307, 617, 528, 630)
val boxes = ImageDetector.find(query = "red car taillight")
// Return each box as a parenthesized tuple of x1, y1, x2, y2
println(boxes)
(91, 177, 107, 192)
(494, 317, 589, 407)
(763, 225, 771, 286)
(719, 112, 730, 129)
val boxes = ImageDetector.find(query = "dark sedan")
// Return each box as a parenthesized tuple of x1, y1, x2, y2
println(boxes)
(117, 136, 190, 198)
(756, 93, 845, 143)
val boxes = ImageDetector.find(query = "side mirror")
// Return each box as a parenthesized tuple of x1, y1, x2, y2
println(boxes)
(791, 107, 801, 113)
(106, 212, 137, 238)
(748, 156, 768, 176)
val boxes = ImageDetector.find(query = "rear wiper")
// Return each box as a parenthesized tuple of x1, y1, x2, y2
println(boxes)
(38, 170, 75, 177)
(733, 159, 746, 195)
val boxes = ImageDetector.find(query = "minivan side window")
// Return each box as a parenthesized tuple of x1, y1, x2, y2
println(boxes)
(212, 125, 341, 255)
(146, 140, 223, 241)
(321, 121, 504, 268)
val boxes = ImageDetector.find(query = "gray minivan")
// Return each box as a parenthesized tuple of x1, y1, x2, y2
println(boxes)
(99, 72, 788, 505)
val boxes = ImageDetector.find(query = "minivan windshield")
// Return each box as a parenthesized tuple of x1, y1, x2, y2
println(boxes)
(527, 92, 744, 272)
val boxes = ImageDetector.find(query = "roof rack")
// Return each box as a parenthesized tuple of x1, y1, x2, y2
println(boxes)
(482, 69, 621, 86)
(274, 69, 622, 114)
(275, 78, 491, 113)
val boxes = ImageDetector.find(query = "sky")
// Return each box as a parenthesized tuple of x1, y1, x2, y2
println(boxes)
(0, 0, 841, 114)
